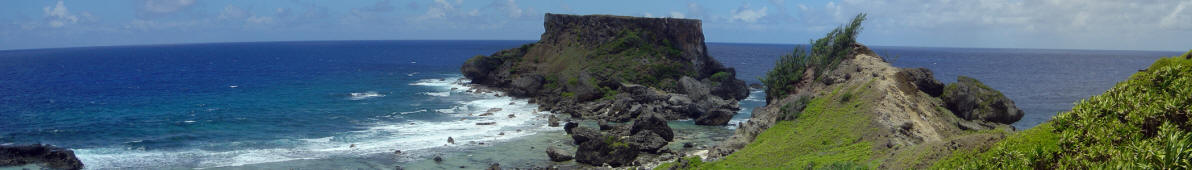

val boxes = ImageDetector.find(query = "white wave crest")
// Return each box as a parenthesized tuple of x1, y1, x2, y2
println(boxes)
(74, 75, 559, 169)
(348, 91, 385, 100)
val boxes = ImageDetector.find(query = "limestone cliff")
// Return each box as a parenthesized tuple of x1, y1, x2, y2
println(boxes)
(461, 13, 748, 125)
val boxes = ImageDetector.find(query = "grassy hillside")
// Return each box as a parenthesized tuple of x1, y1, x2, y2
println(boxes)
(933, 51, 1192, 169)
(658, 81, 879, 169)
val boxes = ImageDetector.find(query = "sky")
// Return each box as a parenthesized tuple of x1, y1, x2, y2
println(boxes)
(1, 0, 1189, 51)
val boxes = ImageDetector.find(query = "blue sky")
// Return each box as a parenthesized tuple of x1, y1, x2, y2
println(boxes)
(1, 0, 1189, 51)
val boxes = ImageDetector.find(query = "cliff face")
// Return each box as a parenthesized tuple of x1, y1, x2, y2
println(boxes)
(538, 14, 718, 76)
(461, 13, 749, 124)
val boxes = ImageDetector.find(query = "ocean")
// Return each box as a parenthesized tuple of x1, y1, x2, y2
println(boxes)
(0, 40, 1179, 169)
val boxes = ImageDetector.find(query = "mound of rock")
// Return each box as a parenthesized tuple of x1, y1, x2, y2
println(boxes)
(0, 144, 84, 170)
(941, 76, 1024, 124)
(459, 13, 748, 125)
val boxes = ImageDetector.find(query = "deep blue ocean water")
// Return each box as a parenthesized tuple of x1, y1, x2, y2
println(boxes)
(0, 40, 1180, 169)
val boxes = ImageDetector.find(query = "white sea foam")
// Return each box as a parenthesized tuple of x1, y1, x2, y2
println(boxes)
(399, 109, 427, 115)
(743, 89, 762, 101)
(348, 91, 385, 100)
(74, 75, 559, 169)
(726, 89, 765, 129)
(423, 91, 450, 97)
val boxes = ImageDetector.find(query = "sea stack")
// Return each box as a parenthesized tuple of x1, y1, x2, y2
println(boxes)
(460, 13, 748, 125)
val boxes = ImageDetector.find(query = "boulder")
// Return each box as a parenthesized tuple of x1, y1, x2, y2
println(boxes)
(941, 76, 1025, 124)
(630, 114, 674, 141)
(563, 121, 579, 134)
(510, 75, 544, 97)
(569, 127, 602, 144)
(898, 68, 945, 97)
(0, 144, 84, 170)
(707, 70, 750, 100)
(545, 146, 574, 162)
(695, 109, 735, 125)
(678, 76, 710, 100)
(575, 136, 638, 167)
(625, 130, 668, 153)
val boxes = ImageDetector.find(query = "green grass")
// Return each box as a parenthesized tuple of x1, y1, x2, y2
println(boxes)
(674, 82, 878, 169)
(932, 53, 1192, 169)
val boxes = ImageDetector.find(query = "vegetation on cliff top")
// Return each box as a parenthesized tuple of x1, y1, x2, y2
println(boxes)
(761, 13, 866, 104)
(660, 80, 879, 169)
(934, 52, 1192, 169)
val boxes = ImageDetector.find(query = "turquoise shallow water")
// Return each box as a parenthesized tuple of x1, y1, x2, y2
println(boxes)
(0, 40, 1178, 169)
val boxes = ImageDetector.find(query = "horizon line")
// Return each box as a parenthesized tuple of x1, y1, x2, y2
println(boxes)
(0, 39, 1183, 53)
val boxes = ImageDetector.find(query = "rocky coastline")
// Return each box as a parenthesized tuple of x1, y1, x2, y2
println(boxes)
(0, 144, 84, 170)
(460, 13, 750, 167)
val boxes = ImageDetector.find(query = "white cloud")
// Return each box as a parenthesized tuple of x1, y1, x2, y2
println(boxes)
(1161, 1, 1192, 30)
(245, 16, 274, 25)
(420, 0, 457, 20)
(218, 5, 249, 20)
(731, 4, 768, 23)
(816, 0, 1192, 50)
(140, 0, 196, 14)
(670, 11, 686, 18)
(43, 1, 78, 28)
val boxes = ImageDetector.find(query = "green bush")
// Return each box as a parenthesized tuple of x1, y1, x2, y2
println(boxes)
(934, 54, 1192, 169)
(761, 13, 866, 103)
(710, 71, 732, 82)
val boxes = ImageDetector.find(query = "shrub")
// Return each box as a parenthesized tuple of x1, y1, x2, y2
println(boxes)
(933, 54, 1192, 169)
(710, 71, 732, 82)
(761, 13, 867, 103)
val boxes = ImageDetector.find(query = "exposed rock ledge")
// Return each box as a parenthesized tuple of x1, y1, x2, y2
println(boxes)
(460, 13, 748, 125)
(1, 144, 84, 170)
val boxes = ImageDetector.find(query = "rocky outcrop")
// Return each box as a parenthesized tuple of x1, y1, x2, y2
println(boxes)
(896, 68, 944, 97)
(941, 76, 1024, 124)
(0, 144, 84, 170)
(564, 113, 677, 167)
(460, 13, 748, 125)
(545, 147, 574, 162)
(706, 44, 1023, 169)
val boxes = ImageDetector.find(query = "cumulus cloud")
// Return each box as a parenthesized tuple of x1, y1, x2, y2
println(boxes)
(43, 1, 79, 28)
(139, 0, 196, 14)
(420, 0, 458, 20)
(731, 4, 768, 23)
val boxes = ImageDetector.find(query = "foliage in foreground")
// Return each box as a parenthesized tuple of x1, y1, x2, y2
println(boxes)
(934, 52, 1192, 169)
(760, 13, 867, 104)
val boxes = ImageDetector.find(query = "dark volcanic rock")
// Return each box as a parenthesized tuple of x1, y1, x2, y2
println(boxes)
(563, 122, 579, 134)
(569, 127, 602, 144)
(897, 68, 945, 97)
(941, 76, 1025, 124)
(545, 146, 574, 162)
(0, 144, 83, 170)
(625, 130, 668, 153)
(459, 13, 748, 125)
(630, 114, 674, 141)
(695, 109, 735, 125)
(575, 136, 638, 167)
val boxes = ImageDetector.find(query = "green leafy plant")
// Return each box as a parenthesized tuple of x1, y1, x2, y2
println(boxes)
(761, 13, 867, 103)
